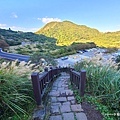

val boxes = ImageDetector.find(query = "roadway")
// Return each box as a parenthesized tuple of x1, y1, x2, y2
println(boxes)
(0, 48, 30, 62)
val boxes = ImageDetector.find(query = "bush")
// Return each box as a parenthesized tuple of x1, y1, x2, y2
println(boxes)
(0, 40, 9, 50)
(0, 61, 35, 119)
(105, 47, 118, 53)
(30, 52, 56, 66)
(116, 55, 120, 70)
(116, 55, 120, 63)
(74, 60, 120, 115)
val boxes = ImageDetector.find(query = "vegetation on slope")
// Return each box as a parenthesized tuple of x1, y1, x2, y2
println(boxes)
(0, 28, 56, 46)
(50, 42, 96, 58)
(74, 57, 120, 120)
(9, 40, 96, 61)
(0, 40, 9, 50)
(0, 60, 36, 120)
(36, 21, 120, 48)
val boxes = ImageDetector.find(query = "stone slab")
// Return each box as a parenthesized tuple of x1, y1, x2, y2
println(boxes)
(65, 90, 73, 96)
(49, 115, 62, 120)
(71, 104, 83, 112)
(57, 97, 67, 102)
(75, 113, 87, 120)
(67, 96, 75, 101)
(51, 102, 61, 106)
(51, 97, 57, 103)
(60, 90, 66, 97)
(62, 101, 71, 105)
(51, 105, 60, 114)
(57, 87, 65, 91)
(60, 104, 71, 113)
(49, 91, 60, 97)
(62, 113, 75, 120)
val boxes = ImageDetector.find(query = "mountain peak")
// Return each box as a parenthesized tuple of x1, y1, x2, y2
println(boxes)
(35, 20, 99, 45)
(35, 20, 120, 47)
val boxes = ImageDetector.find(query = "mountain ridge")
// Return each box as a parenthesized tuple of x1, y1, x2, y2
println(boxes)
(35, 21, 120, 48)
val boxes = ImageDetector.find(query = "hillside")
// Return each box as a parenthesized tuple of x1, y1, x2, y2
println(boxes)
(0, 28, 56, 46)
(36, 21, 120, 48)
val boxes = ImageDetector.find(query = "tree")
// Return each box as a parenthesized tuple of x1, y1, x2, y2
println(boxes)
(0, 40, 9, 50)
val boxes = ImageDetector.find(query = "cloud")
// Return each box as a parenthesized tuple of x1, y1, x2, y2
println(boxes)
(38, 17, 62, 24)
(9, 26, 40, 32)
(0, 23, 7, 27)
(0, 23, 38, 32)
(9, 26, 37, 32)
(0, 23, 8, 30)
(11, 13, 18, 18)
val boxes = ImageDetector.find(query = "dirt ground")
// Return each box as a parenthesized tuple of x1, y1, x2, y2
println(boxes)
(81, 102, 103, 120)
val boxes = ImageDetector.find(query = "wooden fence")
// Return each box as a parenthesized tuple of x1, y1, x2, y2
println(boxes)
(70, 69, 86, 96)
(31, 67, 86, 105)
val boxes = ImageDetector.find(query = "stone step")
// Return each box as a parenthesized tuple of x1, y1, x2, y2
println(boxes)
(48, 72, 88, 120)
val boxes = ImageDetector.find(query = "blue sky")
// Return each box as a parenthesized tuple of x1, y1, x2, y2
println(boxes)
(0, 0, 120, 32)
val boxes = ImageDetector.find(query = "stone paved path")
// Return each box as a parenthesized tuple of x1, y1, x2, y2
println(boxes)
(48, 72, 88, 120)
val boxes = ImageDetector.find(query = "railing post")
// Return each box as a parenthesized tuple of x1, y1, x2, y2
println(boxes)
(44, 67, 49, 83)
(80, 70, 86, 96)
(50, 67, 53, 80)
(44, 67, 48, 72)
(31, 72, 42, 106)
(70, 69, 72, 84)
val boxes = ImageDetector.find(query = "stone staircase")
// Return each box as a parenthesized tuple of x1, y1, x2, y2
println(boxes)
(48, 72, 88, 120)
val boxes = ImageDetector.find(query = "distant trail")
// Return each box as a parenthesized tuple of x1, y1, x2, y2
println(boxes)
(0, 48, 30, 62)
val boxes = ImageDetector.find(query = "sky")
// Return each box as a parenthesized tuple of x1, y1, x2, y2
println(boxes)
(0, 0, 120, 32)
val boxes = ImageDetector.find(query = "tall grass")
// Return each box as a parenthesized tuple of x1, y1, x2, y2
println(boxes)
(116, 55, 120, 70)
(0, 60, 36, 120)
(74, 57, 120, 115)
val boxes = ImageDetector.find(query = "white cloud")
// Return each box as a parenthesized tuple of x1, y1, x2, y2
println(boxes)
(11, 13, 18, 18)
(38, 17, 62, 24)
(0, 23, 38, 32)
(37, 18, 41, 20)
(10, 26, 21, 31)
(0, 23, 7, 27)
(9, 26, 38, 32)
(0, 23, 8, 29)
(29, 27, 39, 32)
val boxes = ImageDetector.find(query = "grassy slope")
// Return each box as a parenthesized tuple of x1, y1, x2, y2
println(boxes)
(0, 28, 56, 46)
(36, 21, 120, 48)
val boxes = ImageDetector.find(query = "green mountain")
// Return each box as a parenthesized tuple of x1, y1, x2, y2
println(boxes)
(36, 21, 120, 48)
(0, 28, 56, 46)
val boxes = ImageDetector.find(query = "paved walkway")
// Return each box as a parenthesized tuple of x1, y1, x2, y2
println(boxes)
(48, 72, 88, 120)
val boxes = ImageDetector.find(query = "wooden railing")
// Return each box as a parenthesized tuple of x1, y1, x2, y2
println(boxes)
(70, 69, 86, 96)
(31, 67, 86, 105)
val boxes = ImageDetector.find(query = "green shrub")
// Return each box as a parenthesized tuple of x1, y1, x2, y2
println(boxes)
(0, 61, 35, 119)
(105, 47, 118, 53)
(74, 60, 120, 116)
(30, 52, 56, 66)
(116, 55, 120, 70)
(116, 55, 120, 63)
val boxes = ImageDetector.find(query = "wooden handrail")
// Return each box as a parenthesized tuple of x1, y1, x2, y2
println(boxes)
(70, 69, 86, 96)
(31, 67, 86, 105)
